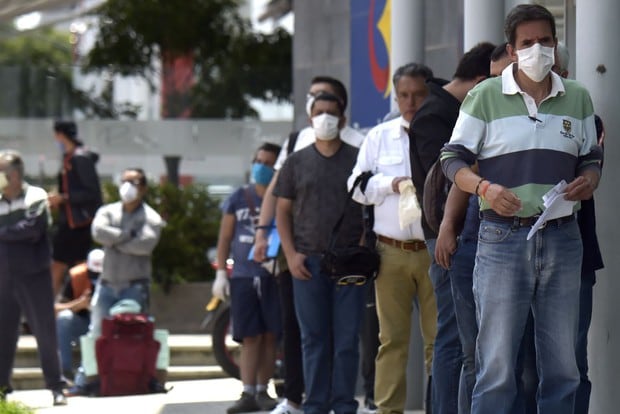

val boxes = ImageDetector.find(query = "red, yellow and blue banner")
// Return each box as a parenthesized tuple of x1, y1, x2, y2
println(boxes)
(350, 0, 391, 129)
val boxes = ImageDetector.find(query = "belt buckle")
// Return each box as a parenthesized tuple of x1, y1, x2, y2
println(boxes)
(535, 215, 547, 229)
(400, 241, 410, 252)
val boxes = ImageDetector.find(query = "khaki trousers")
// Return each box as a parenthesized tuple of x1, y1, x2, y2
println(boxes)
(374, 240, 437, 414)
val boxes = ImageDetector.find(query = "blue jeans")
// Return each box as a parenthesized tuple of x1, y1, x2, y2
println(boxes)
(472, 219, 581, 414)
(292, 255, 365, 414)
(449, 237, 477, 414)
(426, 238, 462, 414)
(89, 280, 150, 336)
(56, 310, 90, 375)
(575, 274, 594, 414)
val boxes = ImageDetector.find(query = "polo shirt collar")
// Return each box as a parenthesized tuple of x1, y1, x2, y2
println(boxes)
(502, 62, 565, 97)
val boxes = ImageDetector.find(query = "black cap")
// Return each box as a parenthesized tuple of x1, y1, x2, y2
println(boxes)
(53, 120, 82, 145)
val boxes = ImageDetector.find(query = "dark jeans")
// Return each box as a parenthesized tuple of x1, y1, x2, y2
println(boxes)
(276, 270, 304, 405)
(426, 239, 462, 414)
(575, 274, 594, 414)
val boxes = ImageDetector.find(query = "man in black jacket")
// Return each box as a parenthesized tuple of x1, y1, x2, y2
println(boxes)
(408, 42, 495, 414)
(49, 120, 102, 296)
(0, 150, 67, 406)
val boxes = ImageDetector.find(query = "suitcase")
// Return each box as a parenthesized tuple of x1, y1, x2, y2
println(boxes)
(95, 313, 161, 396)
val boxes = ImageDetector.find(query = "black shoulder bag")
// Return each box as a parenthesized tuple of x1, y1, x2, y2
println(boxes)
(320, 172, 380, 284)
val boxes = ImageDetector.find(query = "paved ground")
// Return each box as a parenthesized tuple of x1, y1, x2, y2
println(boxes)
(6, 378, 425, 413)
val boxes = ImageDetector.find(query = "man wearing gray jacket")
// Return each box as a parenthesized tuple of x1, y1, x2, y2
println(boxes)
(90, 167, 163, 335)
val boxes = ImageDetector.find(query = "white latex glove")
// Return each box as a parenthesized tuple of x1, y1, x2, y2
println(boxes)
(212, 269, 230, 300)
(398, 179, 422, 230)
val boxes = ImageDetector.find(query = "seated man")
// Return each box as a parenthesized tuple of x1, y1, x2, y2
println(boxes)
(55, 249, 104, 380)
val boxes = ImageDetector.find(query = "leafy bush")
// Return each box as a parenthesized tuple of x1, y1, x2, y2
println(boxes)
(0, 400, 34, 414)
(101, 181, 222, 292)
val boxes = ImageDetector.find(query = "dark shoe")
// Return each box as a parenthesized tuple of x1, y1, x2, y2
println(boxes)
(255, 390, 278, 411)
(52, 389, 68, 406)
(227, 392, 260, 414)
(362, 397, 377, 413)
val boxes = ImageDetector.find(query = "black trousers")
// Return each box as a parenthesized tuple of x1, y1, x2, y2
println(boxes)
(276, 271, 304, 405)
(360, 281, 380, 402)
(0, 268, 63, 390)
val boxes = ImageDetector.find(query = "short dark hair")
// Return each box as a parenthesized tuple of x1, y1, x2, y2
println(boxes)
(392, 63, 434, 88)
(453, 42, 496, 80)
(311, 76, 348, 111)
(53, 120, 82, 145)
(123, 167, 147, 186)
(0, 150, 24, 177)
(256, 142, 282, 159)
(504, 4, 556, 46)
(490, 42, 509, 62)
(310, 92, 345, 115)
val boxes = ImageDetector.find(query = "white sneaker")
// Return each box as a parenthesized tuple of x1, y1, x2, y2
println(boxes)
(270, 399, 304, 414)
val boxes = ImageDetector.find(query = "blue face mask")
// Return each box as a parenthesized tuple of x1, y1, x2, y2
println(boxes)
(251, 162, 274, 186)
(57, 142, 65, 153)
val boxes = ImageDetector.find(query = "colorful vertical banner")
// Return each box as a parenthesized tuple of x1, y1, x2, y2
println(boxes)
(350, 0, 391, 129)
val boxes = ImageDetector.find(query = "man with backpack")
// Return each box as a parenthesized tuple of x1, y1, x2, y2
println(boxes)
(212, 142, 283, 413)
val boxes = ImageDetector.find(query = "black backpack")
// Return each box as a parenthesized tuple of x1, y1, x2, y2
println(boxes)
(422, 159, 452, 235)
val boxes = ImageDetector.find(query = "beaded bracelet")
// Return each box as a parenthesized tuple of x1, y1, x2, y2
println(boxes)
(474, 177, 486, 196)
(479, 181, 492, 199)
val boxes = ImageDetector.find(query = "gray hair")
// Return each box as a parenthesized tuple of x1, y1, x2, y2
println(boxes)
(392, 62, 434, 88)
(0, 150, 24, 177)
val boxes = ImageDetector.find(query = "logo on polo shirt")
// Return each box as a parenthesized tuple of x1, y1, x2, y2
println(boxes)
(561, 119, 575, 139)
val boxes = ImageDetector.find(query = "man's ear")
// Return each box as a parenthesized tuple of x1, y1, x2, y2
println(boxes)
(338, 115, 347, 130)
(507, 43, 518, 62)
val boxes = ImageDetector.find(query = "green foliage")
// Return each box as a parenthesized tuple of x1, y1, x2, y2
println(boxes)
(101, 181, 222, 292)
(0, 399, 34, 414)
(84, 0, 292, 118)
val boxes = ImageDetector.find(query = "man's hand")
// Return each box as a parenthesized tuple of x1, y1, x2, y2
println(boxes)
(211, 269, 230, 300)
(564, 176, 596, 201)
(288, 252, 311, 280)
(485, 184, 522, 216)
(252, 230, 268, 262)
(48, 192, 65, 209)
(73, 290, 92, 312)
(391, 177, 410, 194)
(435, 226, 458, 270)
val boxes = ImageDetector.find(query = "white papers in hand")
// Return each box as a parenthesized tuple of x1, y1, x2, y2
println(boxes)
(527, 180, 576, 240)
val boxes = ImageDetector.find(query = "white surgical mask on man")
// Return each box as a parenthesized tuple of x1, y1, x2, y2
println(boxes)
(517, 42, 555, 82)
(119, 181, 139, 203)
(312, 113, 340, 141)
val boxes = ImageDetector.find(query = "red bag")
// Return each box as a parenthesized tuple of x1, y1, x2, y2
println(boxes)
(95, 313, 160, 396)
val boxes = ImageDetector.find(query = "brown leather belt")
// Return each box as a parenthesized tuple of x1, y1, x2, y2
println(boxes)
(377, 234, 426, 252)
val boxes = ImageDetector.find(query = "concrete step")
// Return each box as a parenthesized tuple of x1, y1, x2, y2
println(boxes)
(12, 334, 240, 390)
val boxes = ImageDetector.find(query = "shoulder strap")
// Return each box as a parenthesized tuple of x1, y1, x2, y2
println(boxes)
(242, 185, 257, 218)
(287, 130, 300, 155)
(326, 171, 373, 251)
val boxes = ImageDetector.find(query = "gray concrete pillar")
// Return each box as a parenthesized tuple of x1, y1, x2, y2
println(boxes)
(576, 1, 620, 413)
(463, 0, 504, 51)
(390, 0, 424, 111)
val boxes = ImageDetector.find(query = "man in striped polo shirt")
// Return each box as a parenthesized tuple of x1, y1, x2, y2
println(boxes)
(440, 4, 601, 414)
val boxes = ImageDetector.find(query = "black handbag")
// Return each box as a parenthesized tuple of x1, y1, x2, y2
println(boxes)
(320, 172, 380, 284)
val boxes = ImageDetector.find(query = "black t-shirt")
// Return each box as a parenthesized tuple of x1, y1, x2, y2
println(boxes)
(274, 142, 363, 255)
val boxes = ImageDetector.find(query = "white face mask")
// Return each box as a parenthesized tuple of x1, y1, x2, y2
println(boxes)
(312, 113, 340, 141)
(0, 172, 7, 192)
(516, 43, 555, 82)
(119, 181, 139, 203)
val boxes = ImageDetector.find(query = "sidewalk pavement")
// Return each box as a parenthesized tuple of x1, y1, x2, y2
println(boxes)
(7, 378, 425, 414)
